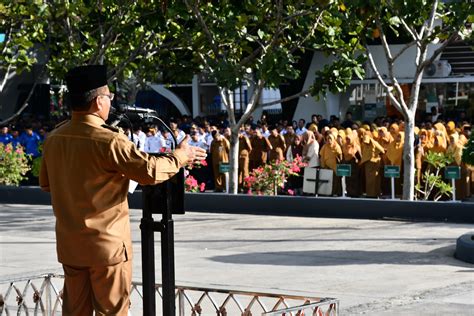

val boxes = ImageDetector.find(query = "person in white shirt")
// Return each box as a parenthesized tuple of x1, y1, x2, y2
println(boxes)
(169, 121, 186, 143)
(188, 132, 208, 151)
(130, 126, 147, 152)
(261, 123, 271, 138)
(205, 125, 217, 152)
(144, 127, 165, 153)
(161, 130, 173, 152)
(295, 119, 308, 136)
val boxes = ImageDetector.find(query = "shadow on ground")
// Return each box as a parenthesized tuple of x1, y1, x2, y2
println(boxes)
(210, 245, 471, 267)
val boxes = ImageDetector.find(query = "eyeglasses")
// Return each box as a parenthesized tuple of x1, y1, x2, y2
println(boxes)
(99, 93, 114, 101)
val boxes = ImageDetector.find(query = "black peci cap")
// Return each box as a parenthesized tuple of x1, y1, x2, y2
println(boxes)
(65, 65, 108, 94)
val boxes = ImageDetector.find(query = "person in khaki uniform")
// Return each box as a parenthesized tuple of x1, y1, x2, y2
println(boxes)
(249, 129, 272, 170)
(320, 133, 343, 196)
(360, 130, 385, 198)
(267, 128, 286, 162)
(39, 65, 206, 316)
(210, 130, 230, 192)
(238, 131, 252, 191)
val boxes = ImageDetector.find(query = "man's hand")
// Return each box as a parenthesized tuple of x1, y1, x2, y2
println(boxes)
(176, 135, 208, 164)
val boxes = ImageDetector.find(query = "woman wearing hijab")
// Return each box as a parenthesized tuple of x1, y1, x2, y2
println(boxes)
(286, 135, 304, 194)
(447, 133, 470, 200)
(320, 133, 343, 195)
(342, 130, 362, 197)
(302, 130, 321, 194)
(416, 129, 433, 185)
(389, 123, 400, 139)
(360, 130, 385, 198)
(302, 130, 320, 168)
(386, 131, 405, 195)
(431, 123, 448, 154)
(378, 126, 394, 195)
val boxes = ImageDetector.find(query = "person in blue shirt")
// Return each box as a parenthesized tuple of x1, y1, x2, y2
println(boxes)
(20, 125, 42, 158)
(9, 127, 22, 148)
(0, 126, 12, 145)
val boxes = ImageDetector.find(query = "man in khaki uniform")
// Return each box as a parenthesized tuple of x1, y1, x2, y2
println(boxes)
(39, 65, 206, 315)
(210, 130, 230, 192)
(238, 131, 252, 191)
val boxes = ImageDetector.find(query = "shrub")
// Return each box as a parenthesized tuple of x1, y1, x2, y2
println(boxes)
(415, 151, 454, 201)
(0, 143, 31, 186)
(244, 155, 307, 195)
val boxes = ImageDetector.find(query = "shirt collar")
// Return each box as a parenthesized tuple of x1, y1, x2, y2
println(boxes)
(71, 113, 105, 126)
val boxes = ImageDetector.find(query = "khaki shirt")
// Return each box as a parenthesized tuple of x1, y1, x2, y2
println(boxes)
(39, 114, 188, 266)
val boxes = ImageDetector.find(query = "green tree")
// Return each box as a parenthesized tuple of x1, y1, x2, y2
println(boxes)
(0, 1, 49, 123)
(171, 0, 365, 194)
(45, 1, 172, 98)
(346, 0, 472, 200)
(1, 0, 177, 125)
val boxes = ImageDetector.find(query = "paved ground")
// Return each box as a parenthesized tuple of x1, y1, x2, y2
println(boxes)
(0, 203, 473, 315)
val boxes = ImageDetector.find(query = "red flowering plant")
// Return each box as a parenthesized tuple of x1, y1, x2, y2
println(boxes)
(184, 159, 207, 192)
(244, 155, 306, 195)
(0, 143, 31, 186)
(184, 174, 206, 192)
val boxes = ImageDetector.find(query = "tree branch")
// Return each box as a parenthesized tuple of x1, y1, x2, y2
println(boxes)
(392, 40, 417, 62)
(420, 32, 458, 69)
(365, 45, 406, 115)
(107, 32, 147, 82)
(220, 87, 237, 125)
(236, 79, 266, 128)
(426, 0, 439, 36)
(0, 66, 48, 125)
(0, 64, 15, 92)
(184, 0, 221, 61)
(375, 17, 411, 113)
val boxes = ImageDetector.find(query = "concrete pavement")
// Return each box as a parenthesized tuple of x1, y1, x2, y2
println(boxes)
(0, 203, 473, 314)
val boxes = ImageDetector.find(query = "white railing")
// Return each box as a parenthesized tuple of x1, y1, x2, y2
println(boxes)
(1, 274, 338, 316)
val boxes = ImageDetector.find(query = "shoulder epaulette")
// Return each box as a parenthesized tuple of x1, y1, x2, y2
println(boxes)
(102, 124, 120, 133)
(55, 120, 69, 128)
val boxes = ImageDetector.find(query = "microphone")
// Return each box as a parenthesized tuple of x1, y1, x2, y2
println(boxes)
(116, 105, 156, 114)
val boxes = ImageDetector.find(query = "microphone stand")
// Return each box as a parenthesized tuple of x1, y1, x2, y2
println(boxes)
(136, 113, 184, 316)
(109, 109, 183, 315)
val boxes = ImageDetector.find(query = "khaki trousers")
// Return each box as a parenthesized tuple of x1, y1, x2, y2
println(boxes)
(62, 260, 132, 316)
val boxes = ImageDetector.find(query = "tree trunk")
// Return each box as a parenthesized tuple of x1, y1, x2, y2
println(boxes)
(402, 114, 416, 200)
(228, 129, 240, 194)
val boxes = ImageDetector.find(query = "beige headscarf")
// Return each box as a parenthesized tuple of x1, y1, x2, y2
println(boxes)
(447, 132, 463, 165)
(386, 131, 404, 167)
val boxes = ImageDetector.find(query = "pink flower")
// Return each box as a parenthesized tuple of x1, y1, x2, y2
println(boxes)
(4, 146, 11, 153)
(200, 159, 208, 166)
(287, 189, 295, 196)
(199, 182, 206, 192)
(291, 166, 300, 173)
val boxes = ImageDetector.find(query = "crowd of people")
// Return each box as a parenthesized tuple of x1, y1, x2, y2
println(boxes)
(1, 109, 473, 199)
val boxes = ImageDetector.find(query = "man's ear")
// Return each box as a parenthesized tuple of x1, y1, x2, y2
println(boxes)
(91, 96, 102, 112)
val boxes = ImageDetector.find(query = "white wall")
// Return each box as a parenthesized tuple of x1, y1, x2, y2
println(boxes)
(366, 44, 442, 79)
(293, 51, 335, 121)
(293, 43, 443, 122)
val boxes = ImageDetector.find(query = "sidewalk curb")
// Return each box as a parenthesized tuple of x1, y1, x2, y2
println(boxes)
(1, 186, 473, 223)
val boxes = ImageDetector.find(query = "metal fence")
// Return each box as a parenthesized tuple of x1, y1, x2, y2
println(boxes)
(0, 274, 338, 316)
